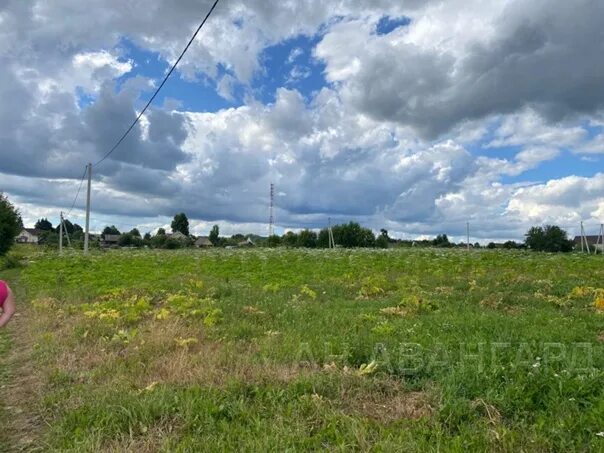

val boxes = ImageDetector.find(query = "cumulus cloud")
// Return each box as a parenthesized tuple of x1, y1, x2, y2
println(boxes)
(0, 0, 602, 241)
(506, 173, 604, 227)
(316, 0, 604, 137)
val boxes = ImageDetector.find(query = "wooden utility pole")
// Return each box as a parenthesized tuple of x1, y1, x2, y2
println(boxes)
(84, 163, 92, 253)
(581, 221, 590, 254)
(328, 217, 335, 249)
(59, 211, 63, 254)
(596, 223, 604, 255)
(268, 183, 274, 237)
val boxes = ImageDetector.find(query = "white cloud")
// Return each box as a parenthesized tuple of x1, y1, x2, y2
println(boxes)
(71, 51, 133, 93)
(506, 173, 604, 227)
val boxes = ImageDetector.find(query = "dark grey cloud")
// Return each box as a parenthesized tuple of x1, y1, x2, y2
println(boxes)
(317, 0, 604, 138)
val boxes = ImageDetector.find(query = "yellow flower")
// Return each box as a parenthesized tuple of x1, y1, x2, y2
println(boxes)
(358, 360, 379, 376)
(570, 286, 595, 298)
(155, 308, 171, 320)
(175, 337, 198, 348)
(595, 290, 604, 311)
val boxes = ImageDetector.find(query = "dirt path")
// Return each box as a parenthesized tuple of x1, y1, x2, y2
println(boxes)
(0, 272, 46, 452)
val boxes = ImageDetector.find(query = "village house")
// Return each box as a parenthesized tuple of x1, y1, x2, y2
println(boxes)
(101, 234, 120, 248)
(238, 238, 255, 248)
(16, 228, 43, 244)
(194, 236, 213, 248)
(167, 231, 188, 241)
(573, 235, 603, 252)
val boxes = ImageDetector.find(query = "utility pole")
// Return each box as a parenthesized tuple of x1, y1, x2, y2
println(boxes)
(581, 221, 591, 254)
(268, 182, 275, 237)
(466, 221, 470, 251)
(328, 217, 335, 249)
(63, 217, 71, 248)
(59, 211, 63, 254)
(596, 223, 604, 255)
(84, 163, 92, 253)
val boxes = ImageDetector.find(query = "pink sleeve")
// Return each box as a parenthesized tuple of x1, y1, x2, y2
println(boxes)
(0, 281, 8, 308)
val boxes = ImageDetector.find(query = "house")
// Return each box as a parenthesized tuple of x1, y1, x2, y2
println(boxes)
(101, 234, 121, 248)
(573, 235, 603, 252)
(238, 238, 255, 248)
(16, 228, 43, 244)
(194, 236, 213, 248)
(167, 231, 188, 241)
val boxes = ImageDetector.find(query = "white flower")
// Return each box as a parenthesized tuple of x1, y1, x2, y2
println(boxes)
(596, 432, 604, 437)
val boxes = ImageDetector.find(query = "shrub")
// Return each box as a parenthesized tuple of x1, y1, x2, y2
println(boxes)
(0, 194, 22, 256)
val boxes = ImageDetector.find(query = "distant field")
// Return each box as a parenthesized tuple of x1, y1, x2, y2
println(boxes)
(2, 247, 604, 451)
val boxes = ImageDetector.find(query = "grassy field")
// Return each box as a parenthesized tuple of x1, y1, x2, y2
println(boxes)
(1, 246, 604, 451)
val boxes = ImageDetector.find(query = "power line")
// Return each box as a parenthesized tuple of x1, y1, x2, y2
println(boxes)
(66, 166, 88, 215)
(93, 0, 221, 168)
(66, 211, 164, 230)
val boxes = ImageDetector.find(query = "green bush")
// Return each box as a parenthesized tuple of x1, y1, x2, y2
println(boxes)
(0, 193, 22, 256)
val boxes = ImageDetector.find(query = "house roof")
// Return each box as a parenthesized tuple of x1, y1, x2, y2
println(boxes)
(22, 228, 43, 236)
(168, 231, 188, 239)
(238, 238, 255, 246)
(195, 236, 213, 246)
(573, 235, 602, 245)
(103, 234, 121, 242)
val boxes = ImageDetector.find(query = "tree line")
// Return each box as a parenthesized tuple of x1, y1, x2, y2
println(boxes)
(0, 193, 580, 255)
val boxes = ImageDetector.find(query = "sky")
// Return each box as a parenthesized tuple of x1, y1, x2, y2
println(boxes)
(0, 0, 603, 242)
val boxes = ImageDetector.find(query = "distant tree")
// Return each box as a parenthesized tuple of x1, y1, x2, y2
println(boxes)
(157, 228, 166, 236)
(317, 229, 331, 248)
(487, 242, 497, 249)
(281, 231, 298, 247)
(118, 233, 143, 248)
(35, 218, 53, 231)
(376, 229, 390, 249)
(61, 218, 76, 235)
(143, 232, 151, 241)
(432, 234, 451, 247)
(266, 234, 282, 247)
(129, 228, 141, 237)
(209, 225, 220, 246)
(102, 225, 121, 236)
(332, 222, 376, 248)
(73, 223, 83, 233)
(473, 242, 481, 249)
(503, 240, 519, 249)
(525, 225, 573, 252)
(0, 194, 22, 256)
(282, 231, 299, 247)
(171, 213, 189, 236)
(376, 235, 389, 248)
(151, 233, 167, 248)
(165, 237, 182, 249)
(297, 229, 318, 248)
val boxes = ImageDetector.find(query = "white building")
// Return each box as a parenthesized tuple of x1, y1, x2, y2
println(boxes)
(16, 228, 43, 244)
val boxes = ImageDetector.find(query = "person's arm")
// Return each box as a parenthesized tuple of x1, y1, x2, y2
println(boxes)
(0, 287, 16, 328)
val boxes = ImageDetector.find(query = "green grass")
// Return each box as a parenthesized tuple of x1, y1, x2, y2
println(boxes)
(2, 247, 604, 451)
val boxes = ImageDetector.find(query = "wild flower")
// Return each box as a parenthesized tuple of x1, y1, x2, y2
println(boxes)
(175, 337, 198, 348)
(299, 284, 317, 300)
(155, 308, 171, 320)
(357, 275, 387, 299)
(569, 286, 595, 298)
(357, 360, 378, 376)
(594, 290, 604, 311)
(243, 306, 266, 315)
(380, 306, 410, 317)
